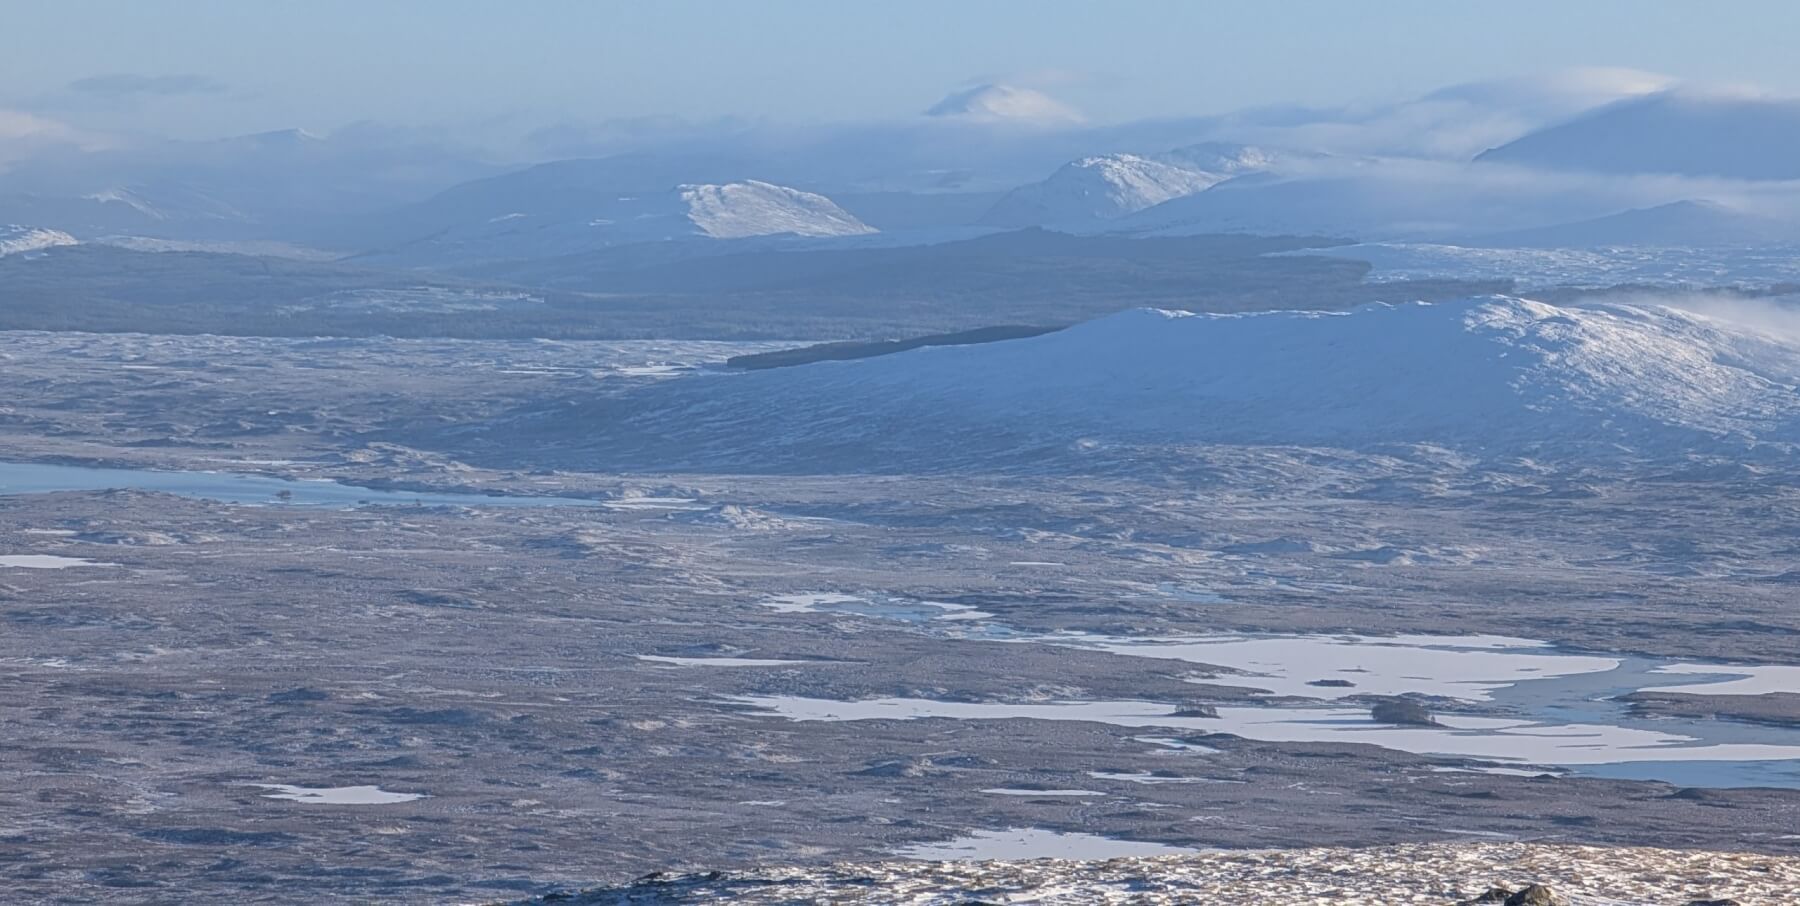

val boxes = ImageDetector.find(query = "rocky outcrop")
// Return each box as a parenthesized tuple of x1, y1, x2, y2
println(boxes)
(1504, 885, 1569, 906)
(1371, 697, 1440, 726)
(509, 842, 1786, 905)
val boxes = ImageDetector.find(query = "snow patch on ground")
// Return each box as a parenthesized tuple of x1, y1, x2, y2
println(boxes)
(0, 224, 78, 257)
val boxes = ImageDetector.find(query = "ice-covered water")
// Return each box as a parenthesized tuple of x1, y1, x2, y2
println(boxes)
(760, 593, 993, 623)
(0, 554, 111, 569)
(253, 784, 425, 805)
(731, 687, 1800, 788)
(751, 586, 1800, 786)
(1038, 632, 1619, 701)
(0, 460, 598, 508)
(1087, 771, 1240, 785)
(892, 827, 1200, 861)
(637, 656, 813, 667)
(736, 694, 1800, 775)
(1640, 663, 1800, 696)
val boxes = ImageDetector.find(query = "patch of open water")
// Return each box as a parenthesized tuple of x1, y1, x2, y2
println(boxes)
(0, 460, 599, 508)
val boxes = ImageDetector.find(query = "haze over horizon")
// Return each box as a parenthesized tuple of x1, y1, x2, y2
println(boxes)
(7, 0, 1800, 159)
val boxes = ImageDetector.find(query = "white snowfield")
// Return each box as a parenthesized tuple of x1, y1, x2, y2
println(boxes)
(604, 296, 1800, 465)
(0, 224, 78, 257)
(677, 180, 875, 239)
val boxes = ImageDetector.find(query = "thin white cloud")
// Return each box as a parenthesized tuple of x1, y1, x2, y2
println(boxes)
(0, 109, 111, 165)
(68, 73, 228, 98)
(1203, 67, 1680, 160)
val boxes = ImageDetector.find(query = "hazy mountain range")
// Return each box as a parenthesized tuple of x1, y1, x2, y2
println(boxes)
(5, 70, 1800, 271)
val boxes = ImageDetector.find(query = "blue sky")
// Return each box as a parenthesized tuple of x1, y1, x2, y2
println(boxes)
(7, 0, 1800, 139)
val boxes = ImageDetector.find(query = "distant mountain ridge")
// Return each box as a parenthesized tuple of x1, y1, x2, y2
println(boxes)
(358, 179, 874, 267)
(1472, 200, 1800, 249)
(1477, 91, 1800, 180)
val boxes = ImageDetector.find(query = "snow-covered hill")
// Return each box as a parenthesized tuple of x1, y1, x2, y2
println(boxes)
(1476, 91, 1800, 180)
(513, 296, 1800, 471)
(0, 224, 78, 257)
(982, 143, 1285, 227)
(676, 181, 875, 239)
(0, 127, 498, 240)
(361, 179, 875, 267)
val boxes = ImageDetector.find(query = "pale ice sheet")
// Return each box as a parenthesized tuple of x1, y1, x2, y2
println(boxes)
(1429, 765, 1567, 778)
(0, 554, 111, 569)
(732, 695, 1800, 768)
(893, 828, 1200, 861)
(1087, 771, 1240, 785)
(602, 497, 706, 511)
(1037, 632, 1619, 701)
(760, 593, 993, 623)
(637, 656, 813, 667)
(1639, 663, 1800, 696)
(253, 784, 424, 805)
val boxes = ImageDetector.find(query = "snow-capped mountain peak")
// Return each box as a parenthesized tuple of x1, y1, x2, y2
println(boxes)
(924, 84, 1085, 125)
(981, 142, 1292, 227)
(677, 180, 875, 239)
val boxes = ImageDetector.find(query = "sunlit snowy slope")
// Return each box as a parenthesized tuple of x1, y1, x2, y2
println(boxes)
(0, 224, 78, 257)
(520, 296, 1800, 470)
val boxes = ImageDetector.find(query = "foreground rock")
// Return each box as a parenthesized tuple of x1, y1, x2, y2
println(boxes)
(1371, 696, 1440, 726)
(519, 843, 1794, 904)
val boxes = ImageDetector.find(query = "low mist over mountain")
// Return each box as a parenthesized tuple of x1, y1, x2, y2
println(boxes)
(924, 83, 1086, 125)
(1478, 91, 1800, 180)
(0, 127, 499, 238)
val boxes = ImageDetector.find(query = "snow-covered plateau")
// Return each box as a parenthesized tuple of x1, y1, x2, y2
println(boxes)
(523, 295, 1800, 470)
